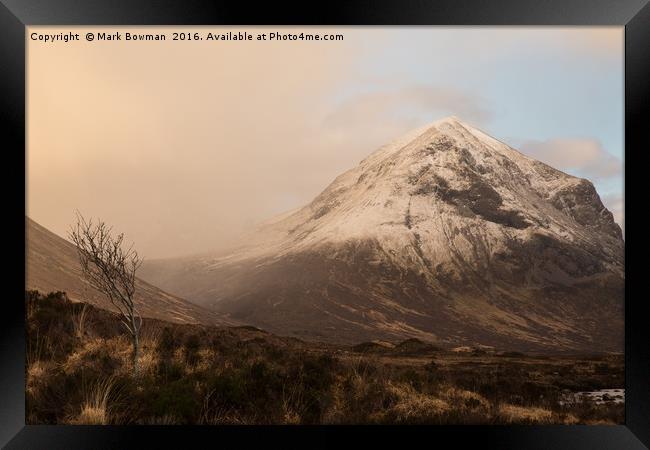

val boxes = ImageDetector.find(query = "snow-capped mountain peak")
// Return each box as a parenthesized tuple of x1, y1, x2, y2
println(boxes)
(234, 117, 621, 268)
(140, 117, 624, 352)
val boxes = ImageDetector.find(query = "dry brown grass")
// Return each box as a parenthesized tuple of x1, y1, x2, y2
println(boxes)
(138, 348, 158, 376)
(184, 348, 217, 374)
(71, 303, 89, 340)
(59, 335, 144, 383)
(281, 406, 302, 425)
(440, 386, 491, 412)
(281, 378, 308, 424)
(26, 328, 55, 402)
(69, 377, 115, 425)
(26, 360, 50, 397)
(26, 293, 626, 426)
(26, 329, 48, 370)
(27, 360, 46, 380)
(496, 404, 554, 424)
(26, 294, 38, 321)
(73, 406, 108, 425)
(199, 390, 247, 425)
(139, 322, 163, 348)
(386, 382, 449, 423)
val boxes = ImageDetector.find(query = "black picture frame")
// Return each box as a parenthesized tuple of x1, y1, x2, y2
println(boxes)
(1, 1, 648, 448)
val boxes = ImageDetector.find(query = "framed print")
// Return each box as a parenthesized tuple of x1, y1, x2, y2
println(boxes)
(1, 0, 648, 448)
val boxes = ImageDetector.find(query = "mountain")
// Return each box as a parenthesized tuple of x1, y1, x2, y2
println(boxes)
(140, 117, 624, 352)
(26, 217, 238, 326)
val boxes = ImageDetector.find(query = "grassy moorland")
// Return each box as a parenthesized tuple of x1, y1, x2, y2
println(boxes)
(26, 291, 624, 425)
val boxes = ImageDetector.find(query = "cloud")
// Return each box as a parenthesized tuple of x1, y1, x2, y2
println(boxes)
(324, 85, 493, 130)
(317, 85, 494, 164)
(27, 26, 364, 259)
(519, 138, 622, 182)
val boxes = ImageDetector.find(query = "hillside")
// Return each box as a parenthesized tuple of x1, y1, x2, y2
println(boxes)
(26, 217, 238, 326)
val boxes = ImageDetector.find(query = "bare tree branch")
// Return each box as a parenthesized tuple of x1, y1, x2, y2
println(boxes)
(69, 211, 143, 376)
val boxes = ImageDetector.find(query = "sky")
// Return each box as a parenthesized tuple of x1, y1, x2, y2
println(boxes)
(27, 27, 624, 258)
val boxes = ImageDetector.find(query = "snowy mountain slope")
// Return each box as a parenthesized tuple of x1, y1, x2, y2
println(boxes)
(141, 117, 624, 352)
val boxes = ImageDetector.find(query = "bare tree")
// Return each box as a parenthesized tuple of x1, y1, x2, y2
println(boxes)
(69, 212, 143, 376)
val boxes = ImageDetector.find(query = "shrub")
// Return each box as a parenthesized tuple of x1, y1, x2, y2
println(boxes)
(399, 369, 424, 390)
(156, 360, 185, 382)
(157, 327, 178, 360)
(207, 370, 248, 410)
(184, 333, 201, 366)
(146, 378, 200, 423)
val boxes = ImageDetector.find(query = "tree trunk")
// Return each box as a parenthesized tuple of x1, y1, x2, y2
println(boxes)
(132, 332, 140, 377)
